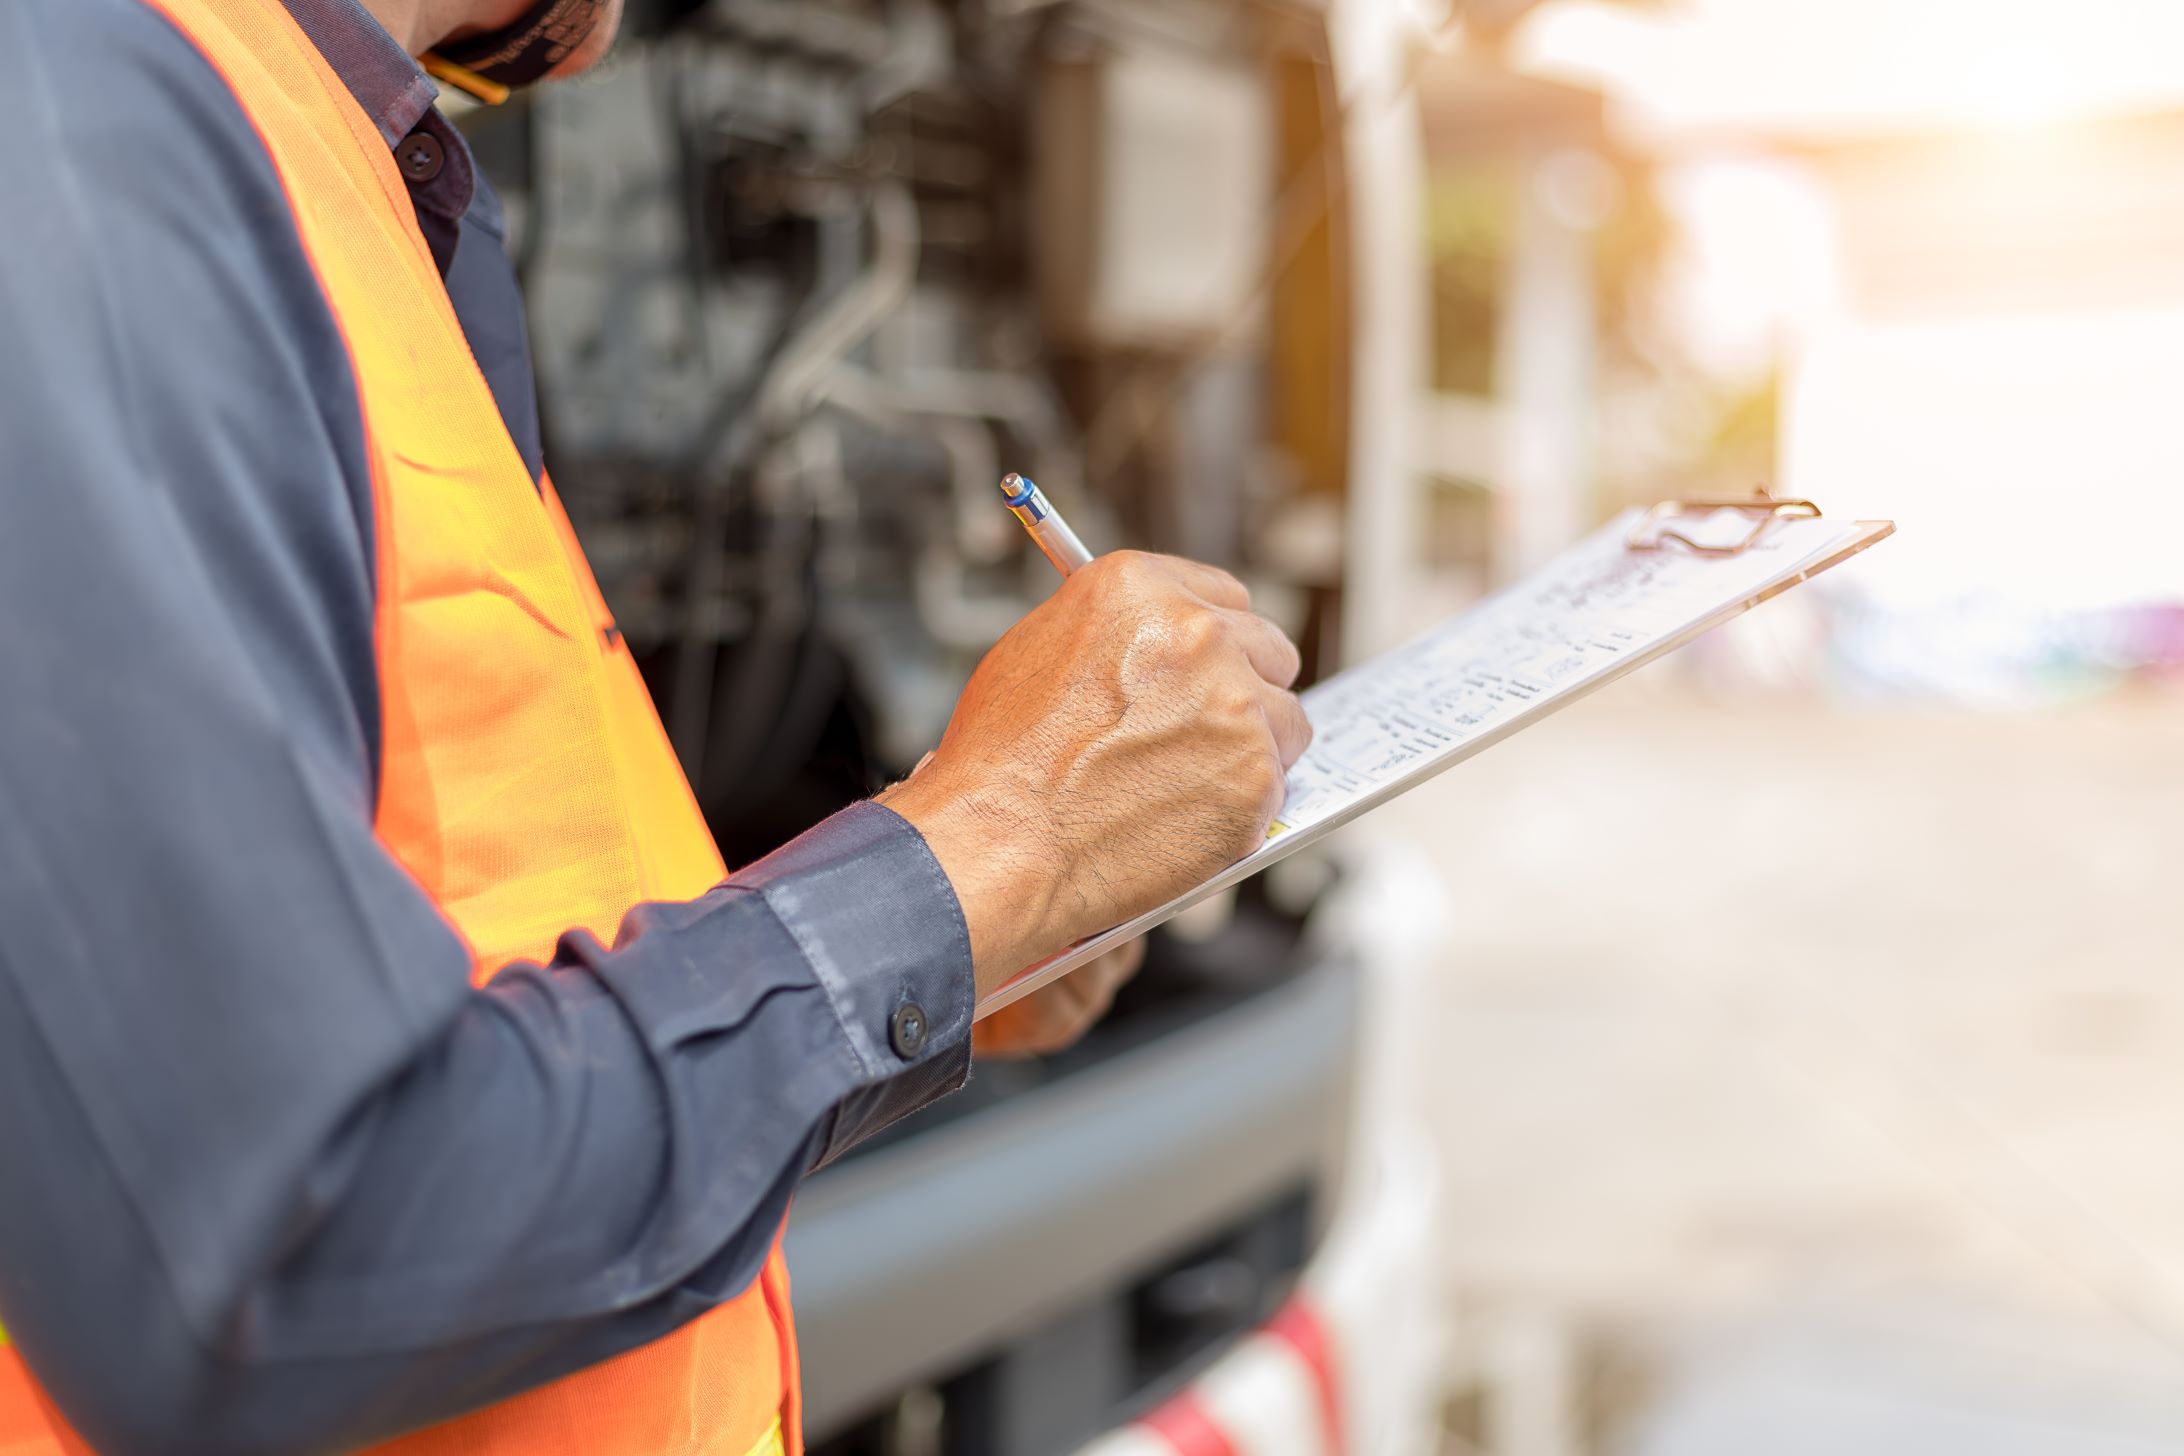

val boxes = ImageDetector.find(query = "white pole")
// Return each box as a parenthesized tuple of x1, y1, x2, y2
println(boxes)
(1497, 149, 1600, 577)
(1329, 0, 1430, 663)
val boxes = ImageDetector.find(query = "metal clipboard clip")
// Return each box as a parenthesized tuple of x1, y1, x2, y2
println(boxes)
(1626, 490, 1823, 557)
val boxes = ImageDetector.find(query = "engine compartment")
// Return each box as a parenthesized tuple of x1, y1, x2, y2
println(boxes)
(463, 0, 1354, 1028)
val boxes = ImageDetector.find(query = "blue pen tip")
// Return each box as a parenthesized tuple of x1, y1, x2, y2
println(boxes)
(999, 472, 1036, 506)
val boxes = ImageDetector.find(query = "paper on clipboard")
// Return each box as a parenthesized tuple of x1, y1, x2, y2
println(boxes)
(976, 506, 1894, 1018)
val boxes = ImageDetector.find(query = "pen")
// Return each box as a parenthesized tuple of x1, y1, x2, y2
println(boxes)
(999, 472, 1095, 576)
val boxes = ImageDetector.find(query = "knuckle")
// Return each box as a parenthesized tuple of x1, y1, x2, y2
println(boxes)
(1127, 610, 1189, 668)
(1178, 609, 1224, 654)
(1105, 550, 1161, 590)
(1077, 554, 1131, 605)
(1222, 745, 1284, 817)
(1137, 605, 1221, 668)
(1207, 678, 1258, 723)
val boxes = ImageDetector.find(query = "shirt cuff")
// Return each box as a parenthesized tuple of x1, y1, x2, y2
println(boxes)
(731, 799, 975, 1157)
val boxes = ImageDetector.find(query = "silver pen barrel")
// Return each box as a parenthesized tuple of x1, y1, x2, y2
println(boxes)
(998, 472, 1095, 576)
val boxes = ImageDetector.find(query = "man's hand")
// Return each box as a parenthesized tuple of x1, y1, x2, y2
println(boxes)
(973, 938, 1147, 1059)
(880, 551, 1310, 998)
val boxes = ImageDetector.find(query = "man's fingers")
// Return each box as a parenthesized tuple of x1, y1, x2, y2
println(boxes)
(1161, 556, 1252, 612)
(1109, 935, 1148, 976)
(1221, 609, 1303, 689)
(973, 937, 1148, 1060)
(1066, 944, 1138, 1028)
(1088, 936, 1148, 993)
(1258, 684, 1314, 769)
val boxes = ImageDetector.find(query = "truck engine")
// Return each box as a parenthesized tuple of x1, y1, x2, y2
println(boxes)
(458, 3, 1383, 1449)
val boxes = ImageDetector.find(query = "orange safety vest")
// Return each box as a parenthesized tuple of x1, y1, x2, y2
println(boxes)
(0, 0, 800, 1451)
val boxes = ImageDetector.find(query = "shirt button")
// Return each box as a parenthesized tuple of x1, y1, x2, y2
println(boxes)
(889, 1003, 929, 1060)
(397, 131, 444, 183)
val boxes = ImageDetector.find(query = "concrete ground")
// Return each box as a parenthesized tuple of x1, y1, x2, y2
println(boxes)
(1377, 672, 2184, 1453)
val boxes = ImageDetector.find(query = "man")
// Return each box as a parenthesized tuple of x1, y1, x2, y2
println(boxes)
(0, 0, 1311, 1451)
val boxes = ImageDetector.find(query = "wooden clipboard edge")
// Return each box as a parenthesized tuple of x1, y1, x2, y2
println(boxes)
(975, 516, 1897, 1018)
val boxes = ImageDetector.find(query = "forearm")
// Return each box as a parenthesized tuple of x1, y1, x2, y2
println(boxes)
(0, 805, 971, 1453)
(266, 806, 973, 1354)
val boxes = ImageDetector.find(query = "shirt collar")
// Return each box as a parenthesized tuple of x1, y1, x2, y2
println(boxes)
(279, 0, 440, 147)
(278, 0, 478, 236)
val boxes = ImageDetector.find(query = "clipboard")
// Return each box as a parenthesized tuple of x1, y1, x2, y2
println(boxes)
(976, 492, 1894, 1018)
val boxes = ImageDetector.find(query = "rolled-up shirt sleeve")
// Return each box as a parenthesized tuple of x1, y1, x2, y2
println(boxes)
(0, 2, 971, 1452)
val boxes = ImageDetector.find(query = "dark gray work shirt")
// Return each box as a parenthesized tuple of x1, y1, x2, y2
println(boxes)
(0, 0, 974, 1451)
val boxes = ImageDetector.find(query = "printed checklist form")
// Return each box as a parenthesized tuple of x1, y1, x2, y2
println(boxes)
(977, 506, 1893, 1018)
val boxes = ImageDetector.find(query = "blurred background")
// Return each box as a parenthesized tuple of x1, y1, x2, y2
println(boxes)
(454, 0, 2184, 1450)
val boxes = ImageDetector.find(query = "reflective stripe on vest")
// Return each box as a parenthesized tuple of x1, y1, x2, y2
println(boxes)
(0, 1, 801, 1451)
(746, 1417, 788, 1456)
